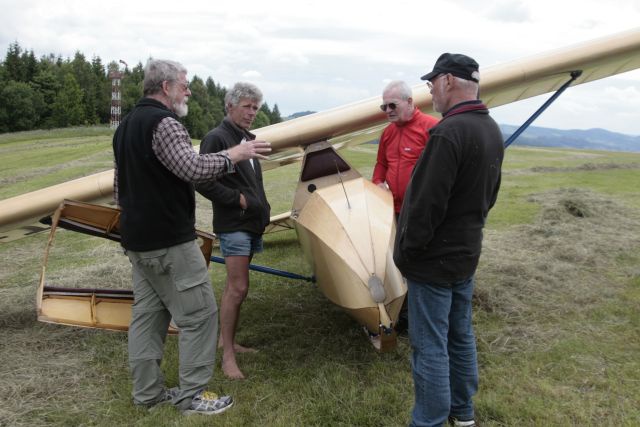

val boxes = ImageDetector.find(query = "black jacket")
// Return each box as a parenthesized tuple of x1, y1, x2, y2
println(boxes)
(113, 98, 196, 251)
(393, 101, 504, 283)
(196, 118, 270, 234)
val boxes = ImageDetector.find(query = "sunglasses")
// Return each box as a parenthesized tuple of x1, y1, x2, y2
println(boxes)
(381, 102, 404, 112)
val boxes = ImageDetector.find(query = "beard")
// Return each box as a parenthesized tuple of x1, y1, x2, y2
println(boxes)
(172, 99, 189, 118)
(168, 88, 189, 118)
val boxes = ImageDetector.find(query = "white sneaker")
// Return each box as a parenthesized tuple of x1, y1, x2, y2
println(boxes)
(183, 390, 233, 416)
(449, 417, 476, 427)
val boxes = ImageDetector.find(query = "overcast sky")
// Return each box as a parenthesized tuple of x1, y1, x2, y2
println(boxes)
(2, 0, 640, 135)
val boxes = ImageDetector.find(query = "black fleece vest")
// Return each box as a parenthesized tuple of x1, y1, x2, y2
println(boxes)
(113, 98, 196, 251)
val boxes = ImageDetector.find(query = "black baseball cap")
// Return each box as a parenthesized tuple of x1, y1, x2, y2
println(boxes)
(421, 53, 480, 82)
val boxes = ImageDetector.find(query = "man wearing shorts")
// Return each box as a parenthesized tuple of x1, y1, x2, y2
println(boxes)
(114, 60, 270, 414)
(196, 82, 271, 380)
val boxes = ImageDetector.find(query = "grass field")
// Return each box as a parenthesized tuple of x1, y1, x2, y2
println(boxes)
(1, 127, 639, 426)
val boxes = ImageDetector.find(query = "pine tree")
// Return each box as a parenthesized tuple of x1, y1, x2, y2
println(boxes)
(22, 49, 38, 82)
(70, 51, 99, 124)
(5, 41, 24, 82)
(271, 103, 282, 124)
(52, 74, 85, 127)
(91, 56, 110, 123)
(120, 62, 144, 116)
(30, 68, 60, 128)
(0, 42, 284, 132)
(251, 110, 271, 130)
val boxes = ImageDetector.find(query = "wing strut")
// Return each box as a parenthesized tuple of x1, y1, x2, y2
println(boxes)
(504, 70, 583, 148)
(210, 256, 315, 283)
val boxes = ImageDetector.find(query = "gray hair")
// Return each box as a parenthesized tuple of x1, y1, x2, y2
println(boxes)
(143, 59, 187, 96)
(383, 80, 412, 100)
(225, 82, 263, 108)
(452, 76, 480, 99)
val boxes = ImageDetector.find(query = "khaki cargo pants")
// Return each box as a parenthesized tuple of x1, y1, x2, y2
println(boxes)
(126, 239, 218, 409)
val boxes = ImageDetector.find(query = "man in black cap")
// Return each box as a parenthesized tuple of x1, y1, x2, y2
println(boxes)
(393, 53, 504, 427)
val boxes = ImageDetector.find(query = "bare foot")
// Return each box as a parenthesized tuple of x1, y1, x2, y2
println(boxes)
(222, 356, 245, 380)
(234, 343, 258, 353)
(218, 340, 258, 353)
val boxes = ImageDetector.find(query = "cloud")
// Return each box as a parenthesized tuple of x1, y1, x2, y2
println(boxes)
(242, 70, 262, 79)
(486, 1, 531, 23)
(0, 0, 639, 134)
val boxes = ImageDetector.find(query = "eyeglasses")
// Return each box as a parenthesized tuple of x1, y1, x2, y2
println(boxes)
(426, 74, 445, 90)
(380, 102, 400, 112)
(170, 80, 190, 91)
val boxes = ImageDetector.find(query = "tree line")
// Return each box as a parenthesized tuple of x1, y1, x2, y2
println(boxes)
(0, 42, 283, 137)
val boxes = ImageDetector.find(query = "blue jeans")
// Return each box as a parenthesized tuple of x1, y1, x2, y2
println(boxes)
(218, 231, 263, 257)
(408, 276, 478, 427)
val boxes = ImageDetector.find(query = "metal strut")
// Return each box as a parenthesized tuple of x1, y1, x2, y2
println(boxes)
(504, 70, 583, 148)
(210, 256, 315, 283)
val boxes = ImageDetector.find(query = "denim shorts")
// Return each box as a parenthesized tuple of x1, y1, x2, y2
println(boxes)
(218, 231, 264, 257)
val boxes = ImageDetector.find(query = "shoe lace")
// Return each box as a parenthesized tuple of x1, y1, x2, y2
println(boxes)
(198, 390, 219, 401)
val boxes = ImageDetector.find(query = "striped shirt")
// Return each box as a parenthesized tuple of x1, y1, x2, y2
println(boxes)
(114, 117, 234, 204)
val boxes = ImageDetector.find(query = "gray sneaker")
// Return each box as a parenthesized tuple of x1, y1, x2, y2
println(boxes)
(183, 390, 233, 416)
(137, 387, 179, 411)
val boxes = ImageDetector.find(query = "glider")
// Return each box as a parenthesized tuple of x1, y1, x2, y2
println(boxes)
(1, 27, 639, 351)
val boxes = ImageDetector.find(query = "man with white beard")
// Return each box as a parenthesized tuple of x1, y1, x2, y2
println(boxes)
(112, 59, 271, 415)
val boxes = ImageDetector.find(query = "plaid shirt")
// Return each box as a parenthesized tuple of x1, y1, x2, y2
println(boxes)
(114, 117, 234, 204)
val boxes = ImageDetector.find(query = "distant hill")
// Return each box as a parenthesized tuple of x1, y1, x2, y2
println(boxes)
(283, 113, 640, 153)
(286, 111, 316, 120)
(501, 124, 640, 152)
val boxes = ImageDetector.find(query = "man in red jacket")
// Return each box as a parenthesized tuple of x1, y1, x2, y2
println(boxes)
(373, 80, 439, 333)
(373, 80, 439, 215)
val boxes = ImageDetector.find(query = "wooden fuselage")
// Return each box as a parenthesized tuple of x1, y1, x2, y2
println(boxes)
(291, 142, 405, 347)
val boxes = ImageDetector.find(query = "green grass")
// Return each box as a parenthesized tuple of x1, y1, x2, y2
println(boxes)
(0, 127, 115, 199)
(1, 126, 639, 426)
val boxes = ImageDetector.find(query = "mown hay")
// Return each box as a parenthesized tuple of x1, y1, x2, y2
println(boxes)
(476, 188, 640, 352)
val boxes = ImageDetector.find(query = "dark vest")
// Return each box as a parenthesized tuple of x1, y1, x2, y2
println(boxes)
(113, 98, 196, 251)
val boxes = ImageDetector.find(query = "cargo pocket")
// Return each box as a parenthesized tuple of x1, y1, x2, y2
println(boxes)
(168, 242, 214, 319)
(135, 248, 169, 275)
(174, 280, 210, 317)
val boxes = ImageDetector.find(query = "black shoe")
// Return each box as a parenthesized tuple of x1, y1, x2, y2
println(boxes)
(134, 387, 179, 412)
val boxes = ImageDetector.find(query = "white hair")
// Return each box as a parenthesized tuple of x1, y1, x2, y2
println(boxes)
(383, 80, 412, 100)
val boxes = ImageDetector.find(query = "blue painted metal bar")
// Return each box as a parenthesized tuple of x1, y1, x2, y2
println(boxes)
(504, 70, 583, 148)
(210, 256, 315, 283)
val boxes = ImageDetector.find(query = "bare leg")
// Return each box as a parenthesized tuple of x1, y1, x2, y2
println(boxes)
(219, 255, 251, 379)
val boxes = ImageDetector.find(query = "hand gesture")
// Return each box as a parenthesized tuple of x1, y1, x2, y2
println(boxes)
(227, 140, 271, 163)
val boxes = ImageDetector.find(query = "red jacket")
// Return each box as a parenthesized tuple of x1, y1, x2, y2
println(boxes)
(372, 109, 439, 213)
